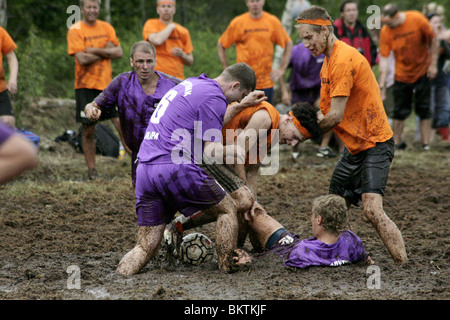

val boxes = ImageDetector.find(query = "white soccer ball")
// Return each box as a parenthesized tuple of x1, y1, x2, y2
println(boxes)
(179, 233, 214, 265)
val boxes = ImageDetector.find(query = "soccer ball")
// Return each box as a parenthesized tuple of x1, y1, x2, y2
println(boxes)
(179, 233, 214, 265)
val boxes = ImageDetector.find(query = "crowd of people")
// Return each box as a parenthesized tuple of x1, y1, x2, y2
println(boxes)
(1, 0, 449, 275)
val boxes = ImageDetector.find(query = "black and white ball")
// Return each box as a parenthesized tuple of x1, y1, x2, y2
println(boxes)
(179, 233, 214, 265)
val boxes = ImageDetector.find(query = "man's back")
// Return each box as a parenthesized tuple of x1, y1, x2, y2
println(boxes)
(138, 74, 227, 164)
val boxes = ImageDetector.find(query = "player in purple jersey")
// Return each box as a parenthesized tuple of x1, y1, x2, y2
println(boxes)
(0, 122, 38, 185)
(234, 194, 372, 268)
(280, 42, 324, 106)
(85, 41, 180, 185)
(116, 63, 267, 275)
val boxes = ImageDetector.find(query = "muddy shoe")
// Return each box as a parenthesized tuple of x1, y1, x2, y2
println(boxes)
(163, 221, 183, 258)
(87, 168, 98, 180)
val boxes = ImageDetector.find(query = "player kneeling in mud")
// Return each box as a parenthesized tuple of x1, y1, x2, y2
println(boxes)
(234, 194, 373, 268)
(165, 101, 323, 260)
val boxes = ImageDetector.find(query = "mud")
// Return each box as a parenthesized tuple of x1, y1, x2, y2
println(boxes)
(0, 101, 448, 303)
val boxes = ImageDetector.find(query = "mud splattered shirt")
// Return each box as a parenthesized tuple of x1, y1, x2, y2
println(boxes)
(284, 230, 368, 268)
(319, 40, 392, 155)
(94, 71, 177, 184)
(138, 73, 227, 165)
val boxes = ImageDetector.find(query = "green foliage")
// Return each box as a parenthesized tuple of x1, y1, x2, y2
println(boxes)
(185, 26, 235, 79)
(13, 26, 46, 127)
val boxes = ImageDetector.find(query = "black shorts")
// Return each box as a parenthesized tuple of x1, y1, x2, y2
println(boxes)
(393, 75, 431, 120)
(0, 89, 13, 116)
(329, 137, 395, 207)
(75, 88, 118, 125)
(199, 163, 245, 194)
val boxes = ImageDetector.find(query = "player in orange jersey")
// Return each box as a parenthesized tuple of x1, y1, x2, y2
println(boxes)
(296, 5, 407, 263)
(67, 0, 125, 180)
(217, 0, 293, 104)
(142, 0, 193, 80)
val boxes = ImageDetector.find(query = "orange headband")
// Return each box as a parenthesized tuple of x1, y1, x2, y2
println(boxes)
(157, 0, 175, 6)
(380, 12, 399, 22)
(289, 111, 312, 140)
(296, 19, 332, 26)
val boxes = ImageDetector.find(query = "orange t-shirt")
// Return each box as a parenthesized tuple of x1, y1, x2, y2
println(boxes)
(142, 19, 193, 80)
(218, 12, 291, 90)
(222, 101, 280, 165)
(0, 27, 17, 93)
(67, 20, 120, 90)
(379, 11, 435, 83)
(319, 40, 392, 155)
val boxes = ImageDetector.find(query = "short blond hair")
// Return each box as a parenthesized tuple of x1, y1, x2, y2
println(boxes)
(296, 5, 334, 34)
(80, 0, 101, 8)
(312, 195, 348, 234)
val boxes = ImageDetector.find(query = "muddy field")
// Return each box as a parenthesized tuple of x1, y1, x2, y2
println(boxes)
(0, 100, 449, 308)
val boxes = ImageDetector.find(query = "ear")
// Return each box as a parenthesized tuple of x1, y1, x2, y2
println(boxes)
(317, 214, 323, 225)
(130, 57, 133, 68)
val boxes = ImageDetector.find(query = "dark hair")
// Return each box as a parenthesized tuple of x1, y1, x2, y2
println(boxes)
(222, 62, 257, 92)
(291, 102, 322, 139)
(382, 4, 399, 18)
(340, 0, 358, 13)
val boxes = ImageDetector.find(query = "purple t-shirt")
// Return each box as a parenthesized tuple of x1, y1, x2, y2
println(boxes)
(94, 71, 178, 153)
(288, 42, 324, 92)
(94, 71, 178, 184)
(0, 122, 14, 145)
(284, 230, 368, 268)
(138, 73, 227, 165)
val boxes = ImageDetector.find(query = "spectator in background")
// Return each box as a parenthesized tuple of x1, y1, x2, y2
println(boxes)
(143, 0, 194, 80)
(333, 0, 378, 68)
(419, 6, 450, 142)
(217, 0, 293, 105)
(371, 28, 395, 126)
(0, 122, 38, 185)
(0, 27, 18, 128)
(279, 41, 343, 158)
(378, 4, 439, 151)
(67, 0, 125, 180)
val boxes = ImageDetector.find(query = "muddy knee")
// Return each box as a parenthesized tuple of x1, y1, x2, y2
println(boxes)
(231, 186, 255, 213)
